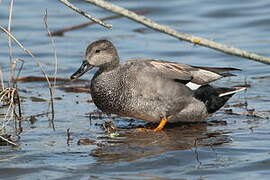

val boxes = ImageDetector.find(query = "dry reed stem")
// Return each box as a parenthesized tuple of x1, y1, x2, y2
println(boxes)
(0, 0, 22, 135)
(0, 88, 16, 131)
(44, 10, 58, 91)
(0, 135, 18, 146)
(0, 89, 11, 101)
(58, 0, 112, 29)
(0, 87, 22, 134)
(8, 0, 14, 86)
(0, 67, 4, 91)
(12, 59, 24, 84)
(2, 93, 15, 129)
(10, 60, 23, 130)
(15, 90, 22, 121)
(0, 26, 55, 124)
(83, 0, 270, 65)
(44, 10, 57, 130)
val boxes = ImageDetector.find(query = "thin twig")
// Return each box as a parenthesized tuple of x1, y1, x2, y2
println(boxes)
(66, 128, 71, 146)
(13, 59, 24, 83)
(44, 10, 57, 130)
(44, 10, 58, 90)
(14, 90, 22, 118)
(12, 89, 23, 135)
(58, 0, 112, 29)
(0, 135, 19, 146)
(193, 138, 202, 167)
(0, 26, 56, 127)
(83, 0, 270, 65)
(49, 9, 149, 36)
(15, 91, 23, 134)
(0, 66, 4, 91)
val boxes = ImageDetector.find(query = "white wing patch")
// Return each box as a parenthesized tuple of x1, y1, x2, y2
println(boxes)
(186, 82, 201, 90)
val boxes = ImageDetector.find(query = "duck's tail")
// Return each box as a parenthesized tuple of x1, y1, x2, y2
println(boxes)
(193, 85, 247, 114)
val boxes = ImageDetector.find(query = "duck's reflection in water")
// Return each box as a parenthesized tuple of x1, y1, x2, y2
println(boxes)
(90, 122, 231, 162)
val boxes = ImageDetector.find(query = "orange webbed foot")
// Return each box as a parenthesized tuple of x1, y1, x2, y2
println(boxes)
(135, 118, 168, 132)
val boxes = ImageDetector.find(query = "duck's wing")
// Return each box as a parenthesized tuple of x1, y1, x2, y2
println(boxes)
(187, 65, 240, 85)
(141, 59, 240, 85)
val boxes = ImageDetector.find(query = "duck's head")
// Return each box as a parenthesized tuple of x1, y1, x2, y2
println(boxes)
(70, 40, 119, 80)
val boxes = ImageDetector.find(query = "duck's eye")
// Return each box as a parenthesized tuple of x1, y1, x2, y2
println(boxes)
(95, 49, 101, 53)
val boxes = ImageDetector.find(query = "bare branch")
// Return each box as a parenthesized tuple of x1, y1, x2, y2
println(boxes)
(49, 9, 149, 36)
(58, 0, 112, 29)
(83, 0, 270, 65)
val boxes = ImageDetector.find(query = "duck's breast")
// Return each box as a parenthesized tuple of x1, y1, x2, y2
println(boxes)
(90, 69, 130, 114)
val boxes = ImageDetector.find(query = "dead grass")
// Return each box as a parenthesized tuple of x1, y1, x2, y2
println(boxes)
(0, 2, 59, 145)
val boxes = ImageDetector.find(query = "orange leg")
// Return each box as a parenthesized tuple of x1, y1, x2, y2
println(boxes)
(136, 117, 168, 132)
(153, 118, 168, 132)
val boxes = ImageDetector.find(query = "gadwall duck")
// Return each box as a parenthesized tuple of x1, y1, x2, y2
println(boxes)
(71, 40, 246, 131)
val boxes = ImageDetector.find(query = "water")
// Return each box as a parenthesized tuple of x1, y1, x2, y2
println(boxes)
(1, 0, 270, 179)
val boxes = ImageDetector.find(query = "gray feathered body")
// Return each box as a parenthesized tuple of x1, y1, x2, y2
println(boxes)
(90, 60, 208, 122)
(71, 40, 245, 124)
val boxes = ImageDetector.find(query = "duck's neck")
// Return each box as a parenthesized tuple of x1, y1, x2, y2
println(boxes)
(100, 57, 120, 72)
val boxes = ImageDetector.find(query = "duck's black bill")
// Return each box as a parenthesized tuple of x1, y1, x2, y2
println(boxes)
(70, 61, 94, 80)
